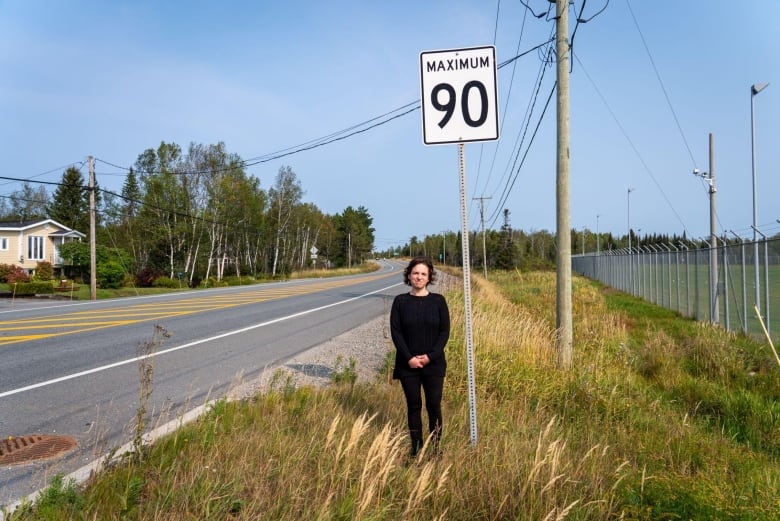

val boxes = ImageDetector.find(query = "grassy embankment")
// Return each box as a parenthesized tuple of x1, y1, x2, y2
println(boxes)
(7, 269, 780, 520)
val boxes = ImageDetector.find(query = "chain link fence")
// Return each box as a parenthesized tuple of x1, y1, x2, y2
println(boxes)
(572, 237, 780, 345)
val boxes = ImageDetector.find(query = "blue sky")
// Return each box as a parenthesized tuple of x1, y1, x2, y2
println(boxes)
(1, 1, 779, 252)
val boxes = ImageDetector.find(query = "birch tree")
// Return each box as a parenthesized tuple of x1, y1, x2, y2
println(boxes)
(268, 166, 302, 277)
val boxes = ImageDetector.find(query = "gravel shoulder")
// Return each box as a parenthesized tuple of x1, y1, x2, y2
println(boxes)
(227, 313, 394, 400)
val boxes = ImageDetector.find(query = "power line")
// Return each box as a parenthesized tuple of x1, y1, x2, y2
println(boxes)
(471, 36, 556, 230)
(476, 1, 600, 230)
(625, 0, 697, 169)
(0, 175, 67, 188)
(489, 81, 557, 228)
(573, 51, 690, 236)
(473, 4, 533, 213)
(94, 104, 421, 176)
(485, 42, 555, 226)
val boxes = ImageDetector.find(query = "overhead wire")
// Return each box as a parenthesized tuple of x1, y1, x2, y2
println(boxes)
(488, 80, 557, 229)
(95, 102, 421, 176)
(4, 37, 560, 243)
(480, 0, 593, 229)
(90, 40, 554, 180)
(470, 0, 504, 217)
(472, 3, 531, 215)
(625, 0, 697, 169)
(485, 31, 556, 226)
(573, 51, 690, 236)
(470, 34, 556, 230)
(0, 162, 86, 189)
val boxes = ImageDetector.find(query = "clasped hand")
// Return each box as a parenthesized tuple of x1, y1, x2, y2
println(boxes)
(408, 354, 430, 369)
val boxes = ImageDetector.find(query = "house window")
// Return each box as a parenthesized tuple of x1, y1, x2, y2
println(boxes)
(28, 236, 44, 260)
(0, 237, 7, 251)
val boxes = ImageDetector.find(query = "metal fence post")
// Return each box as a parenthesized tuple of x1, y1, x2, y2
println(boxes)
(680, 242, 691, 317)
(669, 243, 681, 314)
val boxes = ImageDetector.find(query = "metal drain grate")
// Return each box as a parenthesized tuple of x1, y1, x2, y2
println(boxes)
(0, 435, 78, 466)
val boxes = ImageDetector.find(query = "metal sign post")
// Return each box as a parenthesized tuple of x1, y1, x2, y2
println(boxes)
(457, 143, 479, 446)
(420, 45, 499, 446)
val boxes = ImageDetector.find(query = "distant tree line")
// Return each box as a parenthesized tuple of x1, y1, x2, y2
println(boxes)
(375, 209, 780, 272)
(0, 141, 375, 286)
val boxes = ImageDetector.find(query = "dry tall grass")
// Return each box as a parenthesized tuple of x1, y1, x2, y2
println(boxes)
(8, 270, 780, 520)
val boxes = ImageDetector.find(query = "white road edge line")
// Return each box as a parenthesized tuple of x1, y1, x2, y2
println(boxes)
(0, 282, 402, 399)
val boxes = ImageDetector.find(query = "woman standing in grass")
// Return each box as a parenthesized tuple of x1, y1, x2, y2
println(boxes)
(390, 256, 450, 457)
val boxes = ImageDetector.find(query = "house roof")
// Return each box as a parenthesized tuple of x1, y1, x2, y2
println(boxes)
(48, 230, 87, 239)
(0, 218, 86, 238)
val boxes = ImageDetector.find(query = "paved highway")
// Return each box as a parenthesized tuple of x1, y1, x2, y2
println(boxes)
(0, 260, 405, 507)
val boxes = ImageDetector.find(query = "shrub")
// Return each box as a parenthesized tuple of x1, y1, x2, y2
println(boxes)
(13, 281, 54, 295)
(152, 276, 180, 288)
(135, 268, 162, 288)
(121, 273, 136, 287)
(331, 355, 358, 386)
(222, 275, 254, 286)
(97, 261, 126, 289)
(34, 261, 54, 281)
(0, 263, 30, 283)
(201, 277, 227, 288)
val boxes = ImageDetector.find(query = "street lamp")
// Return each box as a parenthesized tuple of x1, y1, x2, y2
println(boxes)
(751, 82, 769, 316)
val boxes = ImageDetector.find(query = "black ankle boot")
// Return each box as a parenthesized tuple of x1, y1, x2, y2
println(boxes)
(410, 438, 423, 457)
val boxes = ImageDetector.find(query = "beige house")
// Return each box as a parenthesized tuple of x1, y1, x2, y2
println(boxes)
(0, 219, 86, 274)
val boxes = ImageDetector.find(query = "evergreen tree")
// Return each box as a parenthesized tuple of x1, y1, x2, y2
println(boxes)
(48, 167, 89, 231)
(121, 166, 141, 223)
(333, 206, 375, 268)
(495, 209, 517, 269)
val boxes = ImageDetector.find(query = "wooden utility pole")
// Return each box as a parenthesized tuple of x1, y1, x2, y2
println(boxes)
(472, 196, 491, 278)
(555, 0, 573, 368)
(88, 156, 97, 300)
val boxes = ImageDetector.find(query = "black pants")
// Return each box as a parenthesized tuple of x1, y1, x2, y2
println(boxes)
(400, 374, 444, 448)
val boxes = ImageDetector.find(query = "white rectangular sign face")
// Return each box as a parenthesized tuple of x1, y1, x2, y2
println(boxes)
(419, 45, 499, 145)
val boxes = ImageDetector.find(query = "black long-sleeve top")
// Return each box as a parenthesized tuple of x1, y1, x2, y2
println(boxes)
(390, 292, 450, 379)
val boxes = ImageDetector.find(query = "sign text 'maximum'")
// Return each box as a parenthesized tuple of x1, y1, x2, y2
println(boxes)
(426, 55, 491, 73)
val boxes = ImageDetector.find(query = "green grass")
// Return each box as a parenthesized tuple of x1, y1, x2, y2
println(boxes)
(629, 261, 780, 345)
(6, 269, 780, 520)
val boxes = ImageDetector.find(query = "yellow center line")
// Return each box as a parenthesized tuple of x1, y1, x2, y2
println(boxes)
(0, 271, 396, 346)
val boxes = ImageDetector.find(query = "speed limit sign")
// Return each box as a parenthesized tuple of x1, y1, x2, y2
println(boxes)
(419, 45, 499, 145)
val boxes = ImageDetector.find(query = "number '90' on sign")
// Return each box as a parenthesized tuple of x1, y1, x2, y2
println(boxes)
(419, 45, 499, 146)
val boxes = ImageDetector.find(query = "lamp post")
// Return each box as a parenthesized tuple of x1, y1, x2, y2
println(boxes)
(751, 82, 769, 317)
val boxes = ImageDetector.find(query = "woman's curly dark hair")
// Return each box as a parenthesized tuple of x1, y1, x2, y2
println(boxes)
(403, 256, 437, 286)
